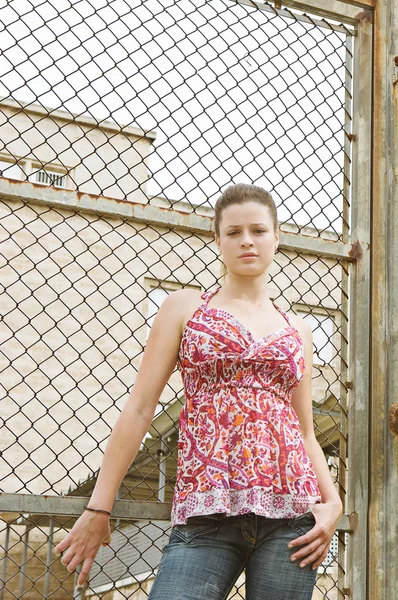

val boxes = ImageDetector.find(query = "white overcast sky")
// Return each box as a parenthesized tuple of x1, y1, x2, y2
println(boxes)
(0, 0, 352, 233)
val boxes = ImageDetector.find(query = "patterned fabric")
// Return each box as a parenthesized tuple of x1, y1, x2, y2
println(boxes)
(171, 286, 321, 526)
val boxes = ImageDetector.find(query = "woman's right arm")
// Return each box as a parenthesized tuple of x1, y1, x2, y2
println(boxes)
(54, 291, 188, 585)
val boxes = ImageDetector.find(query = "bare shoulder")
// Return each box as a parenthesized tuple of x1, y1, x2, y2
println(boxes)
(288, 312, 312, 341)
(159, 288, 204, 332)
(171, 287, 203, 301)
(166, 287, 203, 309)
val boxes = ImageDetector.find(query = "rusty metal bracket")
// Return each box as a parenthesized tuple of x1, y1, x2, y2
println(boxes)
(388, 404, 398, 436)
(349, 240, 365, 260)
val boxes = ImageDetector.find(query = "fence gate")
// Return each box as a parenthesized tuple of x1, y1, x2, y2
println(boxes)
(0, 0, 376, 599)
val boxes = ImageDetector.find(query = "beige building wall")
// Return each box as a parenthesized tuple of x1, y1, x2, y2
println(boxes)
(0, 98, 156, 203)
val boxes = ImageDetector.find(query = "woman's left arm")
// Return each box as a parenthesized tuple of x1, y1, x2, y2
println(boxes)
(289, 317, 343, 570)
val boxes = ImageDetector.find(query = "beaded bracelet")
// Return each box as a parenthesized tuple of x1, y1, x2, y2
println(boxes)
(84, 505, 112, 516)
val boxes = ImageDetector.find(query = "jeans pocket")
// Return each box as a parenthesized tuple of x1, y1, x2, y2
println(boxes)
(287, 512, 316, 537)
(171, 513, 225, 543)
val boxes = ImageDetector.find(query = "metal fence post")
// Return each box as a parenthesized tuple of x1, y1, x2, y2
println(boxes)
(346, 10, 373, 600)
(0, 524, 10, 600)
(18, 526, 30, 599)
(157, 436, 168, 504)
(370, 0, 398, 598)
(43, 518, 54, 600)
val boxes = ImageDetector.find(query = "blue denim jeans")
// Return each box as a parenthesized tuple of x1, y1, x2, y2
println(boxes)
(148, 511, 318, 600)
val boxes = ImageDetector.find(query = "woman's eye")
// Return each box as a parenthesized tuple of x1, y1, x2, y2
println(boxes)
(255, 229, 266, 234)
(228, 231, 238, 236)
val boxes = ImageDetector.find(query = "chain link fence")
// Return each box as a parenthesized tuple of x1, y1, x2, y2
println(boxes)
(0, 0, 359, 598)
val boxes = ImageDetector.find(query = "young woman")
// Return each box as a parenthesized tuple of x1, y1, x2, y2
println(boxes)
(56, 184, 342, 599)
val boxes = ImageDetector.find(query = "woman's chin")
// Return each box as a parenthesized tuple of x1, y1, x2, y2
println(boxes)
(228, 265, 268, 277)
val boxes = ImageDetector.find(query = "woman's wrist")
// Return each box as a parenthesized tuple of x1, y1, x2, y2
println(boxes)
(323, 497, 343, 513)
(84, 505, 112, 517)
(85, 491, 115, 514)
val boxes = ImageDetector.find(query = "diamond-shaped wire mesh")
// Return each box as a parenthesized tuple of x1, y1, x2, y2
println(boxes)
(0, 0, 354, 598)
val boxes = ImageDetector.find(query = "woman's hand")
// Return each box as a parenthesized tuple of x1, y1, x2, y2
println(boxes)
(55, 511, 112, 586)
(288, 501, 343, 570)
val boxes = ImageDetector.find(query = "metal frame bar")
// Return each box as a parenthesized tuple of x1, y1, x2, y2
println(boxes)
(336, 32, 354, 600)
(231, 0, 359, 30)
(43, 518, 54, 600)
(0, 493, 355, 531)
(346, 10, 373, 600)
(157, 437, 168, 504)
(271, 0, 360, 26)
(369, 0, 398, 599)
(0, 494, 171, 522)
(18, 526, 30, 599)
(0, 524, 10, 600)
(0, 180, 359, 260)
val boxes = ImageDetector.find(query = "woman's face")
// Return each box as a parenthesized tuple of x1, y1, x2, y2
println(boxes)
(215, 201, 279, 276)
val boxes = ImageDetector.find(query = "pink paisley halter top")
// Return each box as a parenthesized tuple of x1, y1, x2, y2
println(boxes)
(171, 286, 321, 526)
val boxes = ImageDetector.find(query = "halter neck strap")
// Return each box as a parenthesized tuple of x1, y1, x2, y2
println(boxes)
(200, 285, 222, 306)
(271, 301, 293, 328)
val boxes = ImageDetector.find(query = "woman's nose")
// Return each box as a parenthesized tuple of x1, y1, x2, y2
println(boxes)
(240, 234, 254, 246)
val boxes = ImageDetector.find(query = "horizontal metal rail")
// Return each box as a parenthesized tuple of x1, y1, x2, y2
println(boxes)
(233, 0, 360, 29)
(0, 493, 171, 522)
(0, 493, 357, 531)
(0, 179, 361, 260)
